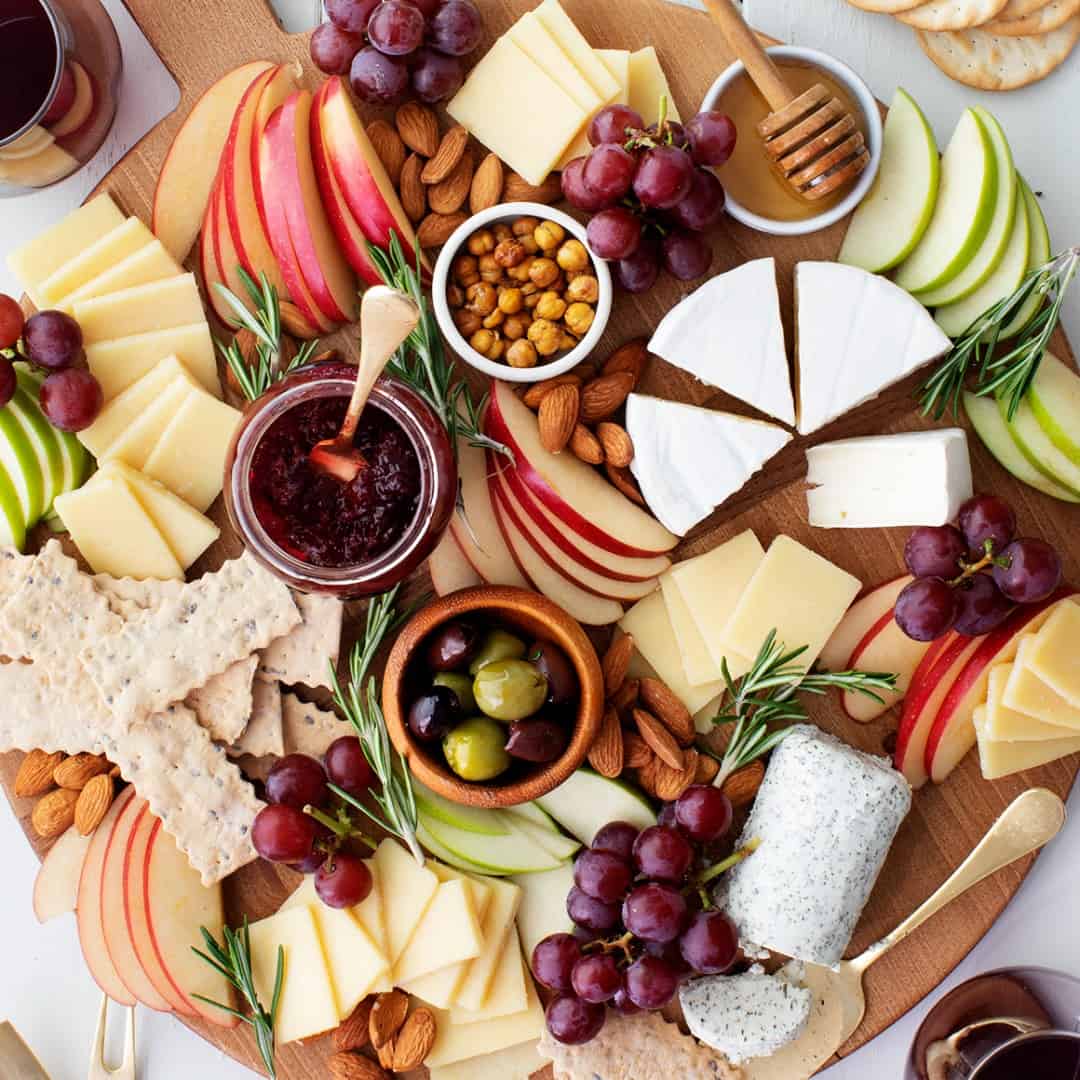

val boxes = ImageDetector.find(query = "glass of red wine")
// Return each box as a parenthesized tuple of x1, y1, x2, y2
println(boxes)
(0, 0, 122, 196)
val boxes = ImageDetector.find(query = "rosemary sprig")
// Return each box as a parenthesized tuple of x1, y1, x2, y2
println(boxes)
(920, 246, 1080, 421)
(709, 631, 898, 788)
(328, 586, 428, 864)
(192, 919, 282, 1079)
(366, 231, 510, 460)
(215, 268, 320, 401)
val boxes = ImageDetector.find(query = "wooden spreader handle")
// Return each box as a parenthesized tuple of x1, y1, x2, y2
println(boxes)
(701, 0, 793, 112)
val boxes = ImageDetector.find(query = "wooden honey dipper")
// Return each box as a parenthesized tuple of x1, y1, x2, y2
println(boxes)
(702, 0, 869, 201)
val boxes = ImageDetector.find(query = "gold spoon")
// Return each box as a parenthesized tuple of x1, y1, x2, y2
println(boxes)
(742, 788, 1067, 1080)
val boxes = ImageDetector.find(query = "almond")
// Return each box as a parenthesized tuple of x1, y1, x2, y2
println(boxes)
(569, 422, 604, 465)
(416, 211, 468, 250)
(55, 752, 110, 790)
(521, 373, 581, 409)
(623, 732, 653, 769)
(334, 999, 375, 1052)
(399, 153, 427, 224)
(722, 760, 766, 808)
(428, 153, 473, 215)
(538, 383, 579, 454)
(639, 678, 695, 747)
(655, 750, 698, 801)
(695, 754, 721, 785)
(605, 462, 646, 506)
(602, 634, 635, 697)
(395, 102, 440, 158)
(609, 677, 640, 715)
(635, 755, 661, 799)
(32, 788, 79, 838)
(279, 301, 318, 340)
(74, 774, 113, 836)
(470, 153, 505, 213)
(391, 1007, 436, 1071)
(588, 706, 624, 779)
(602, 339, 650, 386)
(421, 125, 469, 184)
(503, 172, 563, 204)
(14, 750, 65, 797)
(376, 1040, 396, 1071)
(366, 119, 406, 185)
(596, 422, 634, 468)
(369, 990, 409, 1049)
(580, 372, 634, 423)
(326, 1052, 389, 1080)
(633, 708, 685, 771)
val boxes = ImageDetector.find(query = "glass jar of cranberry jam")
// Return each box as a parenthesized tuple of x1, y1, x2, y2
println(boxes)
(225, 362, 457, 597)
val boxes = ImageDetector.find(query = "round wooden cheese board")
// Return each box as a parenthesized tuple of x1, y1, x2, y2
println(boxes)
(1, 0, 1078, 1076)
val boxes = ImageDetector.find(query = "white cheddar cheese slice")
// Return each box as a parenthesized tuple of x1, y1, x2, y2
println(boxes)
(722, 536, 862, 674)
(453, 875, 522, 1012)
(352, 855, 391, 992)
(628, 45, 682, 126)
(512, 862, 575, 958)
(58, 239, 182, 312)
(508, 11, 602, 113)
(983, 662, 1075, 742)
(1025, 600, 1080, 708)
(394, 879, 484, 985)
(597, 49, 631, 101)
(428, 1039, 544, 1080)
(649, 259, 795, 426)
(660, 571, 729, 687)
(100, 379, 194, 470)
(372, 838, 439, 967)
(141, 388, 242, 513)
(86, 322, 219, 401)
(450, 927, 528, 1025)
(1006, 635, 1080, 732)
(73, 273, 205, 345)
(55, 473, 183, 581)
(448, 36, 589, 186)
(534, 0, 620, 100)
(974, 706, 1080, 780)
(249, 906, 339, 1044)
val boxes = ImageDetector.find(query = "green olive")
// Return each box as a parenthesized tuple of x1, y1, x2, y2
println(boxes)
(443, 717, 512, 782)
(468, 628, 526, 675)
(433, 672, 476, 712)
(473, 659, 548, 721)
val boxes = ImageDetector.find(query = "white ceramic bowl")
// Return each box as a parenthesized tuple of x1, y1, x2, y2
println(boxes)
(701, 46, 883, 237)
(432, 201, 613, 384)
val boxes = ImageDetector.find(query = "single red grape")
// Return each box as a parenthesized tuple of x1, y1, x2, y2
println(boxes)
(315, 852, 373, 908)
(42, 64, 76, 125)
(310, 23, 364, 75)
(611, 987, 640, 1015)
(265, 754, 329, 809)
(582, 144, 638, 201)
(624, 955, 681, 1010)
(567, 885, 620, 934)
(39, 369, 103, 432)
(367, 0, 426, 54)
(0, 358, 15, 410)
(615, 236, 661, 294)
(411, 0, 443, 14)
(545, 994, 606, 1045)
(669, 168, 726, 232)
(252, 804, 319, 863)
(675, 786, 732, 843)
(571, 953, 623, 1003)
(959, 494, 1016, 555)
(662, 229, 712, 280)
(633, 145, 694, 209)
(427, 0, 483, 55)
(680, 910, 738, 974)
(588, 104, 644, 146)
(325, 735, 376, 797)
(0, 295, 24, 350)
(350, 46, 410, 104)
(894, 577, 958, 642)
(532, 933, 583, 992)
(657, 802, 679, 829)
(561, 157, 614, 213)
(410, 47, 465, 102)
(953, 573, 1015, 636)
(592, 821, 640, 861)
(904, 526, 967, 580)
(23, 310, 82, 371)
(290, 823, 333, 873)
(622, 882, 688, 943)
(993, 539, 1062, 604)
(326, 0, 382, 32)
(586, 207, 642, 261)
(633, 826, 694, 882)
(685, 111, 737, 167)
(574, 848, 632, 903)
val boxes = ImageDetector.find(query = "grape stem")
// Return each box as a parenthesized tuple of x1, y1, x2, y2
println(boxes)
(304, 803, 378, 852)
(583, 931, 636, 964)
(696, 838, 761, 891)
(948, 539, 1010, 586)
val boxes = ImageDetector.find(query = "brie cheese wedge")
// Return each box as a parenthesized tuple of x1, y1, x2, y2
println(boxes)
(625, 393, 792, 536)
(805, 428, 973, 528)
(648, 258, 796, 426)
(795, 262, 951, 435)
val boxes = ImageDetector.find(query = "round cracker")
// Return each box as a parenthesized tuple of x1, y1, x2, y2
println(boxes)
(917, 15, 1080, 88)
(982, 0, 1080, 35)
(846, 0, 926, 11)
(898, 0, 1010, 30)
(996, 0, 1052, 17)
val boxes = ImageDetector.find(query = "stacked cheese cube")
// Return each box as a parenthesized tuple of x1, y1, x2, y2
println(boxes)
(7, 194, 240, 580)
(449, 0, 679, 185)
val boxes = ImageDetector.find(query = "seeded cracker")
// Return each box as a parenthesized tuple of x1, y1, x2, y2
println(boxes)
(186, 656, 259, 745)
(93, 574, 184, 618)
(0, 658, 103, 754)
(228, 678, 284, 758)
(257, 592, 343, 691)
(281, 692, 348, 757)
(80, 552, 300, 728)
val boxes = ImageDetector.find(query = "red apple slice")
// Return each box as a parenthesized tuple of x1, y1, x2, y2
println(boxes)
(49, 60, 95, 138)
(819, 576, 913, 671)
(486, 380, 678, 559)
(198, 180, 239, 329)
(489, 452, 659, 602)
(33, 825, 92, 923)
(429, 529, 481, 596)
(210, 175, 255, 327)
(926, 590, 1077, 783)
(101, 795, 172, 1011)
(844, 603, 931, 723)
(76, 786, 138, 1004)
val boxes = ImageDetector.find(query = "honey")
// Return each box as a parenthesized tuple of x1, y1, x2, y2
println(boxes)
(714, 59, 868, 223)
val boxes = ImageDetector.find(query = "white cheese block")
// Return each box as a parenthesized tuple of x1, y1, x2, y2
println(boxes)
(805, 428, 973, 529)
(974, 706, 1080, 780)
(983, 661, 1075, 742)
(721, 725, 911, 966)
(649, 259, 795, 426)
(1005, 635, 1080, 732)
(626, 393, 792, 536)
(794, 261, 952, 435)
(428, 1039, 543, 1080)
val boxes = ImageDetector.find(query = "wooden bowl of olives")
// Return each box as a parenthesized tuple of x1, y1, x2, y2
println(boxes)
(382, 585, 604, 808)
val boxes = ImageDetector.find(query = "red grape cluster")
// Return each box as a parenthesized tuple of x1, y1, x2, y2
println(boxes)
(895, 494, 1064, 643)
(251, 735, 379, 908)
(311, 0, 484, 105)
(562, 105, 736, 293)
(532, 785, 740, 1046)
(0, 294, 104, 432)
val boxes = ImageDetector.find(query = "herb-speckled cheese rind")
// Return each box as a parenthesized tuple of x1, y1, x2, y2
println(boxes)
(720, 724, 911, 967)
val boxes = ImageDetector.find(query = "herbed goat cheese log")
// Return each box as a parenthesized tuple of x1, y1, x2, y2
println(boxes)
(720, 725, 912, 967)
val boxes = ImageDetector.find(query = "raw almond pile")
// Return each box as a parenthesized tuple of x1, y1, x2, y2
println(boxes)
(14, 748, 118, 838)
(369, 102, 562, 251)
(328, 990, 436, 1079)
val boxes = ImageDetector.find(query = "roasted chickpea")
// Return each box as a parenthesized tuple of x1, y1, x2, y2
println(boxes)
(467, 230, 495, 256)
(559, 331, 579, 351)
(503, 313, 532, 340)
(556, 239, 590, 273)
(512, 216, 541, 237)
(446, 283, 465, 308)
(534, 221, 565, 252)
(523, 291, 543, 311)
(506, 340, 539, 368)
(488, 336, 506, 360)
(454, 309, 482, 337)
(535, 291, 568, 322)
(493, 222, 513, 244)
(520, 282, 539, 296)
(478, 254, 501, 283)
(528, 318, 563, 357)
(494, 239, 527, 269)
(518, 233, 540, 255)
(458, 271, 480, 288)
(529, 257, 560, 288)
(566, 275, 600, 304)
(466, 282, 498, 317)
(451, 254, 478, 283)
(565, 302, 595, 337)
(498, 287, 524, 315)
(469, 328, 498, 356)
(483, 309, 505, 330)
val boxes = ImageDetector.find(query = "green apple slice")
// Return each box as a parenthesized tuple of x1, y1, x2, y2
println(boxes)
(421, 813, 564, 874)
(16, 363, 91, 495)
(0, 393, 44, 527)
(504, 802, 560, 832)
(935, 184, 1028, 339)
(916, 109, 1016, 307)
(0, 459, 27, 549)
(414, 781, 511, 837)
(535, 768, 657, 846)
(895, 109, 997, 296)
(1029, 352, 1080, 465)
(839, 88, 939, 273)
(964, 392, 1079, 503)
(996, 178, 1051, 341)
(495, 812, 580, 861)
(1003, 394, 1080, 496)
(11, 376, 64, 513)
(416, 822, 501, 875)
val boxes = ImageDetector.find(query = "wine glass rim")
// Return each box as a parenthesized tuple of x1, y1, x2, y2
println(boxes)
(0, 0, 65, 149)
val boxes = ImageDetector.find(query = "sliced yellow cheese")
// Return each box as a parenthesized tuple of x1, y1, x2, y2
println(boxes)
(93, 461, 220, 570)
(1026, 600, 1080, 708)
(8, 195, 125, 306)
(141, 388, 242, 513)
(508, 11, 602, 113)
(428, 1039, 544, 1080)
(249, 906, 339, 1044)
(372, 838, 439, 967)
(628, 45, 682, 126)
(86, 322, 219, 401)
(351, 856, 391, 992)
(58, 239, 182, 313)
(1006, 634, 1080, 732)
(453, 875, 522, 1013)
(597, 49, 631, 100)
(448, 36, 589, 186)
(983, 662, 1075, 741)
(73, 273, 205, 344)
(534, 0, 619, 100)
(660, 571, 748, 688)
(450, 926, 528, 1025)
(722, 536, 862, 674)
(394, 878, 484, 985)
(37, 217, 154, 309)
(54, 474, 183, 581)
(974, 705, 1080, 780)
(100, 379, 194, 470)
